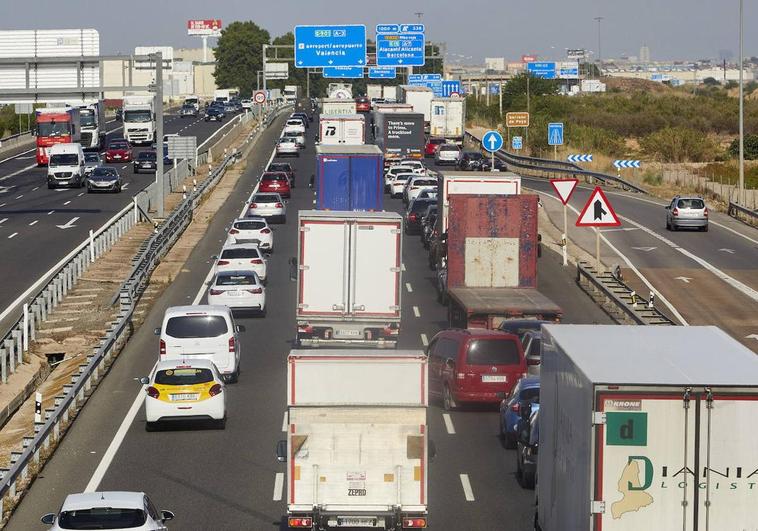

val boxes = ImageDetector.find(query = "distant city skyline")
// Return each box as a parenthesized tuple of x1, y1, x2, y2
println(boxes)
(1, 0, 754, 63)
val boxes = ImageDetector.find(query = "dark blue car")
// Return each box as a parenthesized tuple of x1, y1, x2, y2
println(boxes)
(499, 376, 540, 449)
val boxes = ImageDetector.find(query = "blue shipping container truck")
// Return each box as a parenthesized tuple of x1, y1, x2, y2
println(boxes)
(315, 145, 384, 211)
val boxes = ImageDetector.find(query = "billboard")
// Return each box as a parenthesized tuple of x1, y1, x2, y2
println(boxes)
(521, 54, 537, 63)
(187, 20, 222, 36)
(558, 61, 580, 79)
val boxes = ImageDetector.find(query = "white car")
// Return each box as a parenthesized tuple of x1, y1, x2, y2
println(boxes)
(207, 270, 266, 315)
(404, 176, 438, 204)
(390, 172, 415, 199)
(384, 165, 415, 192)
(247, 192, 286, 223)
(283, 118, 306, 136)
(276, 136, 300, 157)
(215, 243, 268, 281)
(284, 130, 306, 148)
(435, 144, 462, 165)
(416, 189, 438, 201)
(399, 159, 426, 174)
(225, 217, 273, 250)
(141, 359, 227, 430)
(41, 491, 174, 530)
(241, 99, 253, 110)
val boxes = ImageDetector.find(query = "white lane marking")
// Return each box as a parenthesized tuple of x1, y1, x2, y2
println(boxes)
(531, 187, 689, 325)
(619, 215, 758, 303)
(32, 186, 39, 191)
(0, 218, 7, 224)
(600, 227, 639, 233)
(413, 305, 421, 318)
(84, 385, 147, 492)
(28, 220, 38, 226)
(77, 192, 84, 197)
(0, 203, 5, 207)
(273, 473, 285, 501)
(0, 148, 35, 165)
(405, 282, 413, 293)
(0, 163, 37, 183)
(420, 333, 428, 346)
(193, 266, 216, 304)
(63, 200, 71, 205)
(459, 474, 475, 501)
(121, 165, 128, 170)
(8, 232, 18, 239)
(281, 411, 288, 432)
(401, 263, 406, 271)
(122, 183, 129, 190)
(443, 413, 456, 434)
(15, 194, 22, 199)
(47, 210, 54, 215)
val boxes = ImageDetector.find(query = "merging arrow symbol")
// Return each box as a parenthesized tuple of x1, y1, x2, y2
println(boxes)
(719, 248, 736, 254)
(56, 216, 79, 230)
(675, 276, 693, 284)
(631, 246, 657, 252)
(0, 186, 12, 194)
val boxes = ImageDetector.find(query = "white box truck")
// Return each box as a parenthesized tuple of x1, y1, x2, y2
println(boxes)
(320, 99, 357, 116)
(398, 85, 434, 128)
(284, 85, 300, 104)
(318, 114, 365, 145)
(438, 171, 522, 232)
(278, 349, 430, 530)
(535, 325, 758, 531)
(78, 101, 106, 149)
(430, 97, 465, 144)
(295, 211, 402, 348)
(122, 94, 155, 145)
(366, 84, 383, 101)
(382, 86, 397, 101)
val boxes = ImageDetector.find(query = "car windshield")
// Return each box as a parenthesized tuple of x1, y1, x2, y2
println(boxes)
(155, 367, 214, 385)
(49, 154, 79, 166)
(37, 122, 72, 137)
(123, 110, 151, 122)
(221, 248, 260, 259)
(519, 387, 540, 401)
(91, 168, 117, 177)
(84, 153, 100, 162)
(466, 339, 521, 365)
(234, 220, 266, 230)
(677, 198, 705, 209)
(57, 508, 147, 529)
(410, 200, 435, 213)
(165, 315, 228, 338)
(138, 151, 157, 161)
(216, 274, 258, 286)
(254, 195, 280, 203)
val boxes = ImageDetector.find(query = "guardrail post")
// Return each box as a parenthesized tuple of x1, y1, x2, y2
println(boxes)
(6, 341, 14, 374)
(12, 331, 22, 364)
(23, 303, 29, 352)
(89, 229, 95, 263)
(1, 348, 6, 383)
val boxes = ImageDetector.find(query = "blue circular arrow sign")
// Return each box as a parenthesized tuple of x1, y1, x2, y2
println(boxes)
(482, 130, 504, 152)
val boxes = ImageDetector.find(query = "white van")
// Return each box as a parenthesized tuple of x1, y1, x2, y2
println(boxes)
(47, 143, 86, 189)
(155, 305, 244, 383)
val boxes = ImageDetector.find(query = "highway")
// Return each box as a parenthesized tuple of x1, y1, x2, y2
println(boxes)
(0, 112, 229, 322)
(6, 111, 614, 530)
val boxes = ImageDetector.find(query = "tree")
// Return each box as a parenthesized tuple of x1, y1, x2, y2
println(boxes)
(703, 77, 721, 87)
(213, 21, 270, 97)
(728, 133, 758, 159)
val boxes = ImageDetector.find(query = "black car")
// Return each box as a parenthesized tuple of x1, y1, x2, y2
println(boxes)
(405, 198, 436, 235)
(498, 319, 551, 340)
(420, 206, 438, 249)
(515, 404, 539, 489)
(87, 166, 122, 193)
(457, 151, 486, 171)
(205, 105, 225, 122)
(481, 157, 506, 172)
(180, 104, 198, 118)
(133, 150, 157, 173)
(291, 112, 312, 126)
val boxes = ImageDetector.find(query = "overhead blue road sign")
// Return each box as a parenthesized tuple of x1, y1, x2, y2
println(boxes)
(559, 61, 579, 79)
(613, 159, 641, 169)
(368, 67, 397, 79)
(376, 24, 399, 33)
(489, 84, 500, 95)
(376, 32, 425, 66)
(399, 24, 425, 33)
(441, 80, 462, 97)
(482, 130, 504, 152)
(512, 136, 523, 150)
(548, 122, 564, 146)
(294, 25, 367, 68)
(527, 61, 557, 79)
(567, 154, 593, 163)
(323, 66, 364, 78)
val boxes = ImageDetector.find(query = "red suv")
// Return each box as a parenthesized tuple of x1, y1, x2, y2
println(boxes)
(258, 172, 291, 198)
(427, 329, 526, 410)
(424, 137, 445, 157)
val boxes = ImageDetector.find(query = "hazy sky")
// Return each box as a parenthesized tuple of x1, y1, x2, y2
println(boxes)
(1, 1, 754, 62)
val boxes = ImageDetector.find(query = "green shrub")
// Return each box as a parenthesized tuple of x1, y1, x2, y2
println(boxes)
(728, 133, 758, 159)
(639, 127, 719, 162)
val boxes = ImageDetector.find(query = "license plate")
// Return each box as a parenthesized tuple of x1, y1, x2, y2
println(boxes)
(337, 517, 376, 527)
(228, 291, 242, 297)
(337, 329, 361, 337)
(482, 375, 507, 383)
(114, 155, 121, 159)
(170, 393, 199, 401)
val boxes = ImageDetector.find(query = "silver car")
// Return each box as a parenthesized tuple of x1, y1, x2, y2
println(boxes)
(83, 152, 101, 176)
(435, 144, 462, 165)
(247, 192, 286, 223)
(87, 166, 122, 193)
(276, 136, 300, 157)
(665, 195, 708, 232)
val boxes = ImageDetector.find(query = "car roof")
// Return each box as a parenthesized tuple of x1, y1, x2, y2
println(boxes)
(61, 491, 146, 512)
(254, 192, 282, 198)
(154, 358, 218, 371)
(222, 242, 261, 251)
(234, 216, 265, 223)
(165, 305, 231, 317)
(215, 269, 260, 278)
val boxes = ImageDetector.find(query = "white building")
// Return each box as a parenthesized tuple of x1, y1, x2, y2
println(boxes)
(639, 45, 650, 64)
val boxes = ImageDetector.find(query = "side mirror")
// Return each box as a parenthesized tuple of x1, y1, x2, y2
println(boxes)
(211, 255, 219, 260)
(153, 328, 160, 336)
(136, 376, 150, 385)
(160, 510, 175, 522)
(41, 514, 56, 525)
(236, 325, 246, 333)
(276, 439, 287, 462)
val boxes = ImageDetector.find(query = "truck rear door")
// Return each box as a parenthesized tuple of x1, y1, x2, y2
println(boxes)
(349, 218, 401, 318)
(348, 156, 382, 211)
(298, 218, 349, 317)
(318, 156, 351, 210)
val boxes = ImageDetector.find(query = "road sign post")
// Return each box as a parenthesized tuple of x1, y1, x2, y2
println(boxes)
(482, 130, 504, 171)
(576, 186, 621, 270)
(550, 178, 579, 266)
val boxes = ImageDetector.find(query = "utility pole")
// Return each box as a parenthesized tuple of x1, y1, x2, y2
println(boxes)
(739, 0, 745, 205)
(262, 44, 268, 93)
(594, 16, 604, 76)
(154, 52, 164, 217)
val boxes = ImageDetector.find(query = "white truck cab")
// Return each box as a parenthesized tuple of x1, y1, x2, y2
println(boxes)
(47, 143, 86, 189)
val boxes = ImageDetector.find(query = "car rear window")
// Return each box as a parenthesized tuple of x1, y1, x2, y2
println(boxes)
(253, 195, 279, 203)
(138, 151, 156, 160)
(268, 164, 290, 172)
(234, 220, 266, 230)
(413, 179, 436, 186)
(221, 248, 260, 259)
(394, 174, 412, 182)
(677, 198, 705, 209)
(440, 145, 460, 152)
(466, 339, 521, 366)
(155, 367, 214, 385)
(430, 138, 445, 145)
(84, 153, 100, 162)
(519, 388, 540, 401)
(165, 315, 228, 338)
(58, 508, 147, 529)
(263, 173, 287, 181)
(411, 200, 435, 213)
(216, 274, 257, 286)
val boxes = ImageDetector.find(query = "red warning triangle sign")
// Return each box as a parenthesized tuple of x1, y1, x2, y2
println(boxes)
(576, 186, 621, 227)
(550, 178, 579, 205)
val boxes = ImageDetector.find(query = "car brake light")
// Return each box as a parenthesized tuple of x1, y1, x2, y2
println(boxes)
(246, 287, 263, 294)
(208, 384, 223, 397)
(511, 403, 521, 413)
(228, 337, 235, 353)
(456, 372, 465, 380)
(527, 358, 541, 366)
(229, 228, 239, 234)
(409, 213, 418, 222)
(703, 207, 708, 217)
(403, 517, 427, 528)
(209, 289, 223, 295)
(261, 228, 271, 234)
(146, 386, 160, 398)
(672, 208, 679, 217)
(251, 258, 263, 264)
(217, 260, 230, 266)
(288, 517, 313, 528)
(159, 339, 166, 355)
(249, 202, 258, 208)
(275, 202, 283, 208)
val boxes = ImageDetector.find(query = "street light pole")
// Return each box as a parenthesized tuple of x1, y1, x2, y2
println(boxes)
(594, 16, 604, 77)
(739, 0, 745, 205)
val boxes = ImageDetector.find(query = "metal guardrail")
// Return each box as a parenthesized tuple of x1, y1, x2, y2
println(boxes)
(728, 200, 758, 225)
(0, 103, 290, 520)
(576, 262, 675, 326)
(464, 131, 648, 194)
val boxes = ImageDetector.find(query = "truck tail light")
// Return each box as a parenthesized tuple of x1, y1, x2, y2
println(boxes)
(261, 228, 271, 234)
(217, 260, 230, 266)
(159, 339, 166, 355)
(228, 337, 235, 353)
(251, 258, 263, 264)
(288, 517, 313, 528)
(208, 384, 223, 397)
(209, 289, 223, 296)
(229, 228, 239, 234)
(146, 386, 160, 398)
(403, 517, 427, 528)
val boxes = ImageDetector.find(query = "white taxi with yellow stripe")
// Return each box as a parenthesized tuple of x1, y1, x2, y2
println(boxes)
(141, 359, 227, 431)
